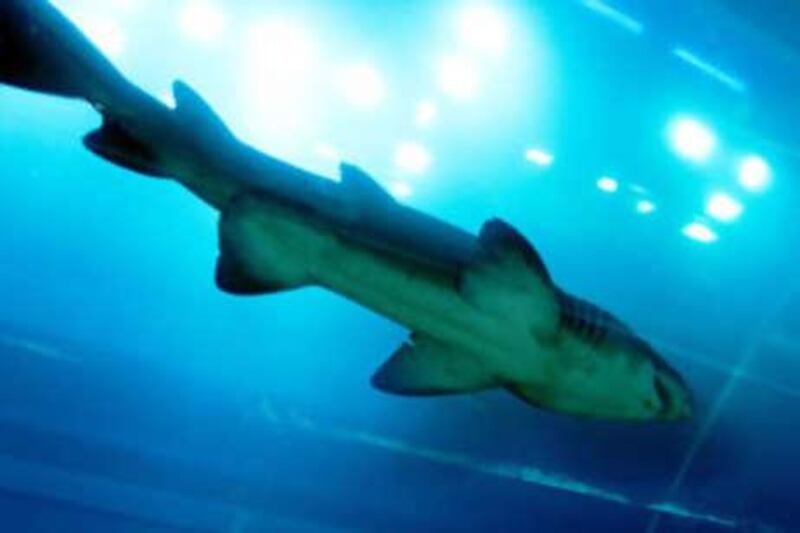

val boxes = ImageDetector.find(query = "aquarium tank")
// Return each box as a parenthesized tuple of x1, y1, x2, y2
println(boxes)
(0, 0, 797, 531)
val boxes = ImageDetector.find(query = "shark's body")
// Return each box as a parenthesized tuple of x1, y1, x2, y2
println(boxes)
(0, 0, 691, 421)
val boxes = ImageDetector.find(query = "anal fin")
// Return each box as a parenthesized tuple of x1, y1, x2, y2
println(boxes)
(372, 336, 496, 396)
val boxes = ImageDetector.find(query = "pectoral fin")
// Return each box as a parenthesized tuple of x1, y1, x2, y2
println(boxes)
(216, 252, 276, 295)
(215, 203, 305, 296)
(372, 336, 496, 396)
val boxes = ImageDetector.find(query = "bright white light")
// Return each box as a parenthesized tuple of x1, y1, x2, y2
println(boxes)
(178, 1, 227, 44)
(706, 193, 743, 222)
(455, 4, 510, 57)
(243, 19, 320, 131)
(525, 148, 554, 167)
(395, 142, 432, 175)
(636, 200, 656, 214)
(314, 144, 341, 163)
(668, 117, 717, 163)
(683, 222, 718, 243)
(106, 0, 147, 14)
(389, 181, 414, 199)
(308, 144, 342, 181)
(738, 155, 771, 192)
(73, 14, 127, 59)
(159, 89, 176, 108)
(120, 0, 146, 12)
(415, 100, 438, 128)
(247, 20, 318, 74)
(597, 176, 619, 193)
(56, 0, 147, 16)
(437, 55, 480, 101)
(336, 63, 386, 110)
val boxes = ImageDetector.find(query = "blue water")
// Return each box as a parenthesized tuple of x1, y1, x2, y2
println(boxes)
(1, 0, 798, 531)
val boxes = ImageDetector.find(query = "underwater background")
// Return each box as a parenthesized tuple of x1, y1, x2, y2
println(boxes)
(1, 0, 799, 530)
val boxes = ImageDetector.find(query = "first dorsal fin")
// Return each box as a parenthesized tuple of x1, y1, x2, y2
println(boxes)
(340, 163, 394, 204)
(478, 218, 551, 284)
(459, 218, 559, 333)
(172, 80, 232, 138)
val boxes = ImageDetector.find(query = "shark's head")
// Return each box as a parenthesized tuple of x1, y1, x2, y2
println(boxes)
(602, 336, 693, 421)
(526, 331, 695, 422)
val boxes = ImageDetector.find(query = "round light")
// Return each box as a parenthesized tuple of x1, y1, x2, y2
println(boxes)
(337, 63, 386, 110)
(636, 200, 656, 214)
(73, 13, 127, 59)
(247, 20, 318, 74)
(415, 100, 438, 128)
(738, 155, 771, 192)
(314, 143, 340, 161)
(683, 222, 718, 243)
(668, 117, 717, 163)
(597, 176, 619, 193)
(395, 142, 432, 175)
(525, 148, 554, 167)
(243, 19, 320, 131)
(706, 193, 743, 223)
(178, 1, 227, 44)
(437, 55, 480, 101)
(389, 181, 414, 199)
(455, 5, 509, 57)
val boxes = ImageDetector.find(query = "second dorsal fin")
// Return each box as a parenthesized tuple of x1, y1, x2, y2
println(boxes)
(340, 163, 393, 205)
(172, 80, 232, 138)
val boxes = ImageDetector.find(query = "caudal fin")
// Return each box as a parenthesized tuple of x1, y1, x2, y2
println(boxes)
(0, 0, 126, 103)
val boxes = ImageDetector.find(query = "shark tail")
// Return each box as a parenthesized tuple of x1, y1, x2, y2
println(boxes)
(0, 0, 133, 105)
(0, 0, 177, 178)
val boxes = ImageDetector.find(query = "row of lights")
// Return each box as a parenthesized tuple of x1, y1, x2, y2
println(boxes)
(668, 117, 771, 192)
(597, 177, 659, 217)
(70, 0, 515, 201)
(580, 2, 757, 245)
(668, 116, 773, 243)
(523, 114, 774, 244)
(72, 0, 769, 242)
(317, 2, 511, 199)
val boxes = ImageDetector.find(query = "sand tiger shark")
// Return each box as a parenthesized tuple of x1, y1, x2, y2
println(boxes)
(0, 0, 692, 421)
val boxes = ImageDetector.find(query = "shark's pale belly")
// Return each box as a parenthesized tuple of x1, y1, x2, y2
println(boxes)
(225, 197, 549, 385)
(221, 195, 680, 419)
